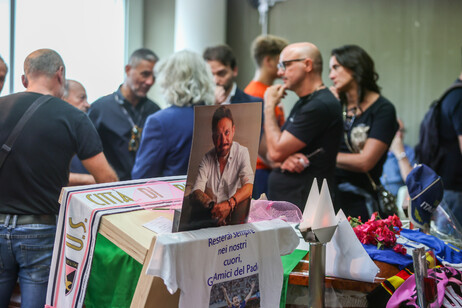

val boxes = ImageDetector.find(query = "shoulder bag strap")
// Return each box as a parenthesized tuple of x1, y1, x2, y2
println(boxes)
(435, 81, 462, 107)
(0, 94, 53, 168)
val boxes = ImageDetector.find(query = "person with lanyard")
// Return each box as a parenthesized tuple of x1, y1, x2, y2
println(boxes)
(88, 48, 161, 181)
(329, 44, 398, 219)
(264, 42, 343, 211)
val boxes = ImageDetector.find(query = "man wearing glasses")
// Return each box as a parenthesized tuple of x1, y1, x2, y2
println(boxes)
(88, 48, 161, 181)
(263, 42, 343, 210)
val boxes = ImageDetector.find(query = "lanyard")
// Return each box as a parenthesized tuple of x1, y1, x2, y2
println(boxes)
(113, 92, 145, 128)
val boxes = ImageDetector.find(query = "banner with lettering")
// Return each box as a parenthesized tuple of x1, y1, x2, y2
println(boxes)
(45, 176, 186, 308)
(146, 219, 299, 307)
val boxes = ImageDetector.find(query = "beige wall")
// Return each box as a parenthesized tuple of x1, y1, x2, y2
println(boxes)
(227, 0, 462, 146)
(143, 0, 176, 108)
(143, 0, 462, 145)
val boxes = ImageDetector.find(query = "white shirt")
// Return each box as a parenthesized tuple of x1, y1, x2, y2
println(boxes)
(221, 83, 237, 105)
(192, 141, 254, 203)
(146, 220, 300, 308)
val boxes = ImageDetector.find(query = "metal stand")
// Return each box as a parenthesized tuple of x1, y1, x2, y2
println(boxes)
(308, 242, 326, 308)
(299, 226, 337, 308)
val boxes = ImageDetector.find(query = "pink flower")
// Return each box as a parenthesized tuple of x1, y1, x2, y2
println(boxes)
(393, 244, 406, 255)
(350, 212, 403, 251)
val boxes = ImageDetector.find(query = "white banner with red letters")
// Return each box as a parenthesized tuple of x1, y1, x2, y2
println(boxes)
(45, 176, 186, 308)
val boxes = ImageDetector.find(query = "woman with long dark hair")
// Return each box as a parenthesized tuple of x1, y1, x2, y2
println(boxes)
(329, 44, 398, 219)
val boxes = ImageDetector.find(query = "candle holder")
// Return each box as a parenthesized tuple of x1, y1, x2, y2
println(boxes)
(298, 225, 338, 308)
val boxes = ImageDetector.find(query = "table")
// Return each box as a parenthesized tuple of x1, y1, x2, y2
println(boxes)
(286, 252, 400, 307)
(94, 209, 180, 308)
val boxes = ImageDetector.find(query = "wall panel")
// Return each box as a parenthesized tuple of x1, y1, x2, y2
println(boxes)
(227, 0, 462, 145)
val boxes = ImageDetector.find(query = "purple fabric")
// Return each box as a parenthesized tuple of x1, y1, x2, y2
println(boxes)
(387, 267, 462, 308)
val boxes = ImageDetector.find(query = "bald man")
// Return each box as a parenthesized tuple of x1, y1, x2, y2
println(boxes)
(63, 79, 90, 112)
(0, 49, 117, 307)
(263, 42, 343, 210)
(0, 56, 7, 94)
(62, 79, 97, 185)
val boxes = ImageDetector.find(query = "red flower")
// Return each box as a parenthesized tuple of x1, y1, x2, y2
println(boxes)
(348, 212, 405, 254)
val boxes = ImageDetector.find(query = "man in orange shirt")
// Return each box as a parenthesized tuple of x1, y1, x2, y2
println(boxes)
(244, 35, 288, 199)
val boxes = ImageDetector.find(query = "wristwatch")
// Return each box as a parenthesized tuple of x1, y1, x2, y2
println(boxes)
(227, 196, 237, 212)
(396, 152, 407, 161)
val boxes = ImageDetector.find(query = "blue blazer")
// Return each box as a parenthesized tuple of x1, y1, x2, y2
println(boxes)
(132, 105, 194, 179)
(231, 87, 262, 104)
(232, 87, 264, 135)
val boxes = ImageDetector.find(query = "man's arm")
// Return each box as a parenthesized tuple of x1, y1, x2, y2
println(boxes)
(244, 281, 256, 303)
(81, 152, 118, 183)
(257, 131, 280, 168)
(280, 153, 310, 173)
(191, 189, 214, 209)
(389, 134, 413, 182)
(68, 173, 96, 186)
(336, 138, 389, 172)
(264, 85, 306, 162)
(221, 286, 232, 307)
(190, 154, 215, 208)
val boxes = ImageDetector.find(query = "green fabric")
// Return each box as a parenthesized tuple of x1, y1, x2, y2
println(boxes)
(84, 234, 143, 308)
(280, 249, 308, 308)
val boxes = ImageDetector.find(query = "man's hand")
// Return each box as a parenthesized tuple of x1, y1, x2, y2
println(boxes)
(264, 84, 286, 111)
(215, 85, 227, 105)
(211, 201, 232, 225)
(281, 153, 309, 173)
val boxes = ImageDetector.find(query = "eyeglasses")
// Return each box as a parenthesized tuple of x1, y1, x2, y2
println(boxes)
(277, 58, 306, 71)
(128, 125, 142, 152)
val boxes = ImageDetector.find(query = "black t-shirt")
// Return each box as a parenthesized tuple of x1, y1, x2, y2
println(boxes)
(438, 80, 462, 191)
(336, 95, 398, 194)
(0, 92, 103, 214)
(88, 88, 160, 181)
(268, 88, 343, 209)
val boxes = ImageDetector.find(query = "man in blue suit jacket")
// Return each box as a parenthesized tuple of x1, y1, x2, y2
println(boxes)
(203, 44, 262, 105)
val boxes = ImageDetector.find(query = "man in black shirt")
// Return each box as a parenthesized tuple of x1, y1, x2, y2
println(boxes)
(0, 49, 117, 308)
(88, 48, 161, 181)
(264, 42, 343, 210)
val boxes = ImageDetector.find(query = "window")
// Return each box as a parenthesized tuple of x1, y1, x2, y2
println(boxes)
(0, 0, 11, 94)
(3, 0, 125, 103)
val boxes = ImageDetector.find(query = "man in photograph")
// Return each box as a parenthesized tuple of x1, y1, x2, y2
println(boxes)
(190, 106, 254, 227)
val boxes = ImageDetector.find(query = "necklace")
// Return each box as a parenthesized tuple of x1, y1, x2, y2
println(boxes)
(313, 83, 325, 94)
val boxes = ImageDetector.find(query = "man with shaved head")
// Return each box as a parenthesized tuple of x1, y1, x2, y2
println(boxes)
(0, 49, 117, 307)
(264, 42, 343, 210)
(63, 79, 90, 112)
(62, 79, 97, 185)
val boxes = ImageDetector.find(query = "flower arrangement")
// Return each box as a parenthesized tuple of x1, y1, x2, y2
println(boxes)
(348, 212, 406, 255)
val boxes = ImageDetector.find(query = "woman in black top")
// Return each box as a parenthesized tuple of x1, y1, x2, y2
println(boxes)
(329, 44, 398, 219)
